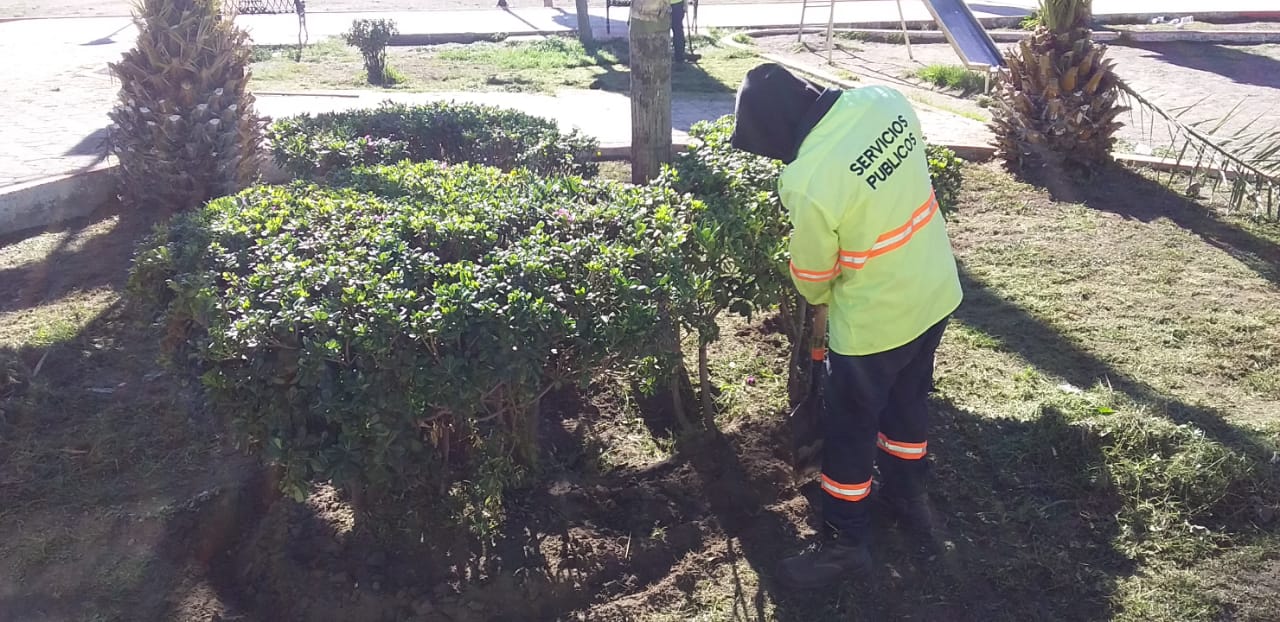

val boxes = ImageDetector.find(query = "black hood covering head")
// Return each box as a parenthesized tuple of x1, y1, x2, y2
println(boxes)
(730, 63, 838, 164)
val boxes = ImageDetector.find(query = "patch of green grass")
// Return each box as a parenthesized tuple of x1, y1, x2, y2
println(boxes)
(835, 68, 860, 83)
(701, 315, 790, 426)
(1243, 367, 1280, 398)
(1114, 568, 1225, 622)
(1021, 9, 1043, 31)
(595, 160, 632, 183)
(250, 36, 758, 95)
(435, 36, 621, 70)
(835, 30, 868, 42)
(926, 163, 1280, 619)
(0, 289, 117, 349)
(912, 63, 987, 96)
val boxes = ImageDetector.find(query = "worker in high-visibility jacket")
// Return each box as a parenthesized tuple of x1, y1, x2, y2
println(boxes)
(730, 63, 963, 590)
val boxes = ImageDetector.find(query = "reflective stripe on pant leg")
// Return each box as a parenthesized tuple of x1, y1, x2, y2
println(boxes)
(877, 433, 927, 460)
(820, 474, 873, 502)
(876, 317, 949, 499)
(823, 351, 901, 541)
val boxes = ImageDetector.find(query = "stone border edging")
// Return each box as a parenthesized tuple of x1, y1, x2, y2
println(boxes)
(0, 162, 117, 237)
(768, 26, 1280, 44)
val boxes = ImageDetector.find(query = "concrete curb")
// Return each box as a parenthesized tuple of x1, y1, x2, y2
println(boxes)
(1107, 29, 1280, 43)
(0, 162, 117, 237)
(782, 27, 1280, 45)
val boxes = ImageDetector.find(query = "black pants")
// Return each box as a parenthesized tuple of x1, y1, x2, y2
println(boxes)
(671, 1, 687, 61)
(821, 317, 949, 543)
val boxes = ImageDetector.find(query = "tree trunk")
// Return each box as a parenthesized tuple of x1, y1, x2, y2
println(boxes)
(574, 0, 593, 44)
(786, 297, 812, 408)
(698, 339, 716, 428)
(629, 0, 672, 184)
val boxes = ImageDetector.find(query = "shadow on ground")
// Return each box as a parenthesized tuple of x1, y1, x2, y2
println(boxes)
(0, 203, 142, 315)
(578, 38, 740, 96)
(550, 9, 631, 40)
(64, 127, 110, 158)
(0, 204, 265, 620)
(956, 260, 1275, 463)
(1127, 41, 1280, 90)
(1070, 165, 1280, 288)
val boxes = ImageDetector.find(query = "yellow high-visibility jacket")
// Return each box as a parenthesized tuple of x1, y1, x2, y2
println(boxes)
(778, 86, 962, 356)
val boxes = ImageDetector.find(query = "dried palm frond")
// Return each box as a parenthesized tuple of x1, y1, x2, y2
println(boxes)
(1120, 83, 1279, 219)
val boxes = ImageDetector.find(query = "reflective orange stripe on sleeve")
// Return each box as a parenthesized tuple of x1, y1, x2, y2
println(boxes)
(839, 192, 938, 271)
(789, 261, 840, 283)
(877, 433, 927, 460)
(820, 474, 872, 502)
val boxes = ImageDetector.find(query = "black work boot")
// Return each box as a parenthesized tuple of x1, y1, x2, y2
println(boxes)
(776, 533, 871, 590)
(883, 494, 940, 556)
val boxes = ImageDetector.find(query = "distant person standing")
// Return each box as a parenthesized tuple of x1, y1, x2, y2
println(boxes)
(671, 0, 699, 62)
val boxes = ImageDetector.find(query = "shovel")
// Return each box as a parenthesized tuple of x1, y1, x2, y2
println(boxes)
(789, 304, 827, 482)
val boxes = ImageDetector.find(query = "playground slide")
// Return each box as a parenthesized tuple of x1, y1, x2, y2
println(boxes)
(921, 0, 1005, 69)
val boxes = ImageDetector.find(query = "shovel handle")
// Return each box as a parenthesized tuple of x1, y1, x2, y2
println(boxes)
(809, 305, 829, 361)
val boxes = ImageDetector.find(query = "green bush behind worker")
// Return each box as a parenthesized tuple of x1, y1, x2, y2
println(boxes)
(729, 62, 964, 590)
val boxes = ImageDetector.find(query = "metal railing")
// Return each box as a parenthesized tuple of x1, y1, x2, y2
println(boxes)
(223, 0, 302, 14)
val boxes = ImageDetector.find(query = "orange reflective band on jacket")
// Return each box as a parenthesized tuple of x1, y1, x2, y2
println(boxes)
(786, 190, 939, 283)
(789, 261, 839, 283)
(839, 191, 939, 271)
(820, 474, 872, 502)
(877, 433, 927, 460)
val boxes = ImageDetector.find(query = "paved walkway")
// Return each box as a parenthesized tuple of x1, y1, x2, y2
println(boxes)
(1, 0, 1275, 188)
(252, 87, 990, 150)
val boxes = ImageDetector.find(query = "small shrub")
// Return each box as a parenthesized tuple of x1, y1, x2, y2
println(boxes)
(131, 162, 696, 540)
(266, 101, 599, 179)
(343, 18, 399, 85)
(926, 144, 964, 216)
(665, 117, 794, 420)
(1021, 9, 1043, 30)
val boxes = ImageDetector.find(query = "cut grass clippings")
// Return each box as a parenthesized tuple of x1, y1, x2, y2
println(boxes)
(250, 36, 762, 95)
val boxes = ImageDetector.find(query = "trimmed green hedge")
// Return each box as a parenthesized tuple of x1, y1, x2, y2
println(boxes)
(132, 164, 695, 535)
(267, 101, 600, 180)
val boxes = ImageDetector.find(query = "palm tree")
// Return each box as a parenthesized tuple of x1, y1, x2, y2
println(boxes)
(989, 0, 1126, 174)
(109, 0, 263, 211)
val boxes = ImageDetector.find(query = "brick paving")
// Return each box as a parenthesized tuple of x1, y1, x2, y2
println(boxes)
(0, 17, 129, 187)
